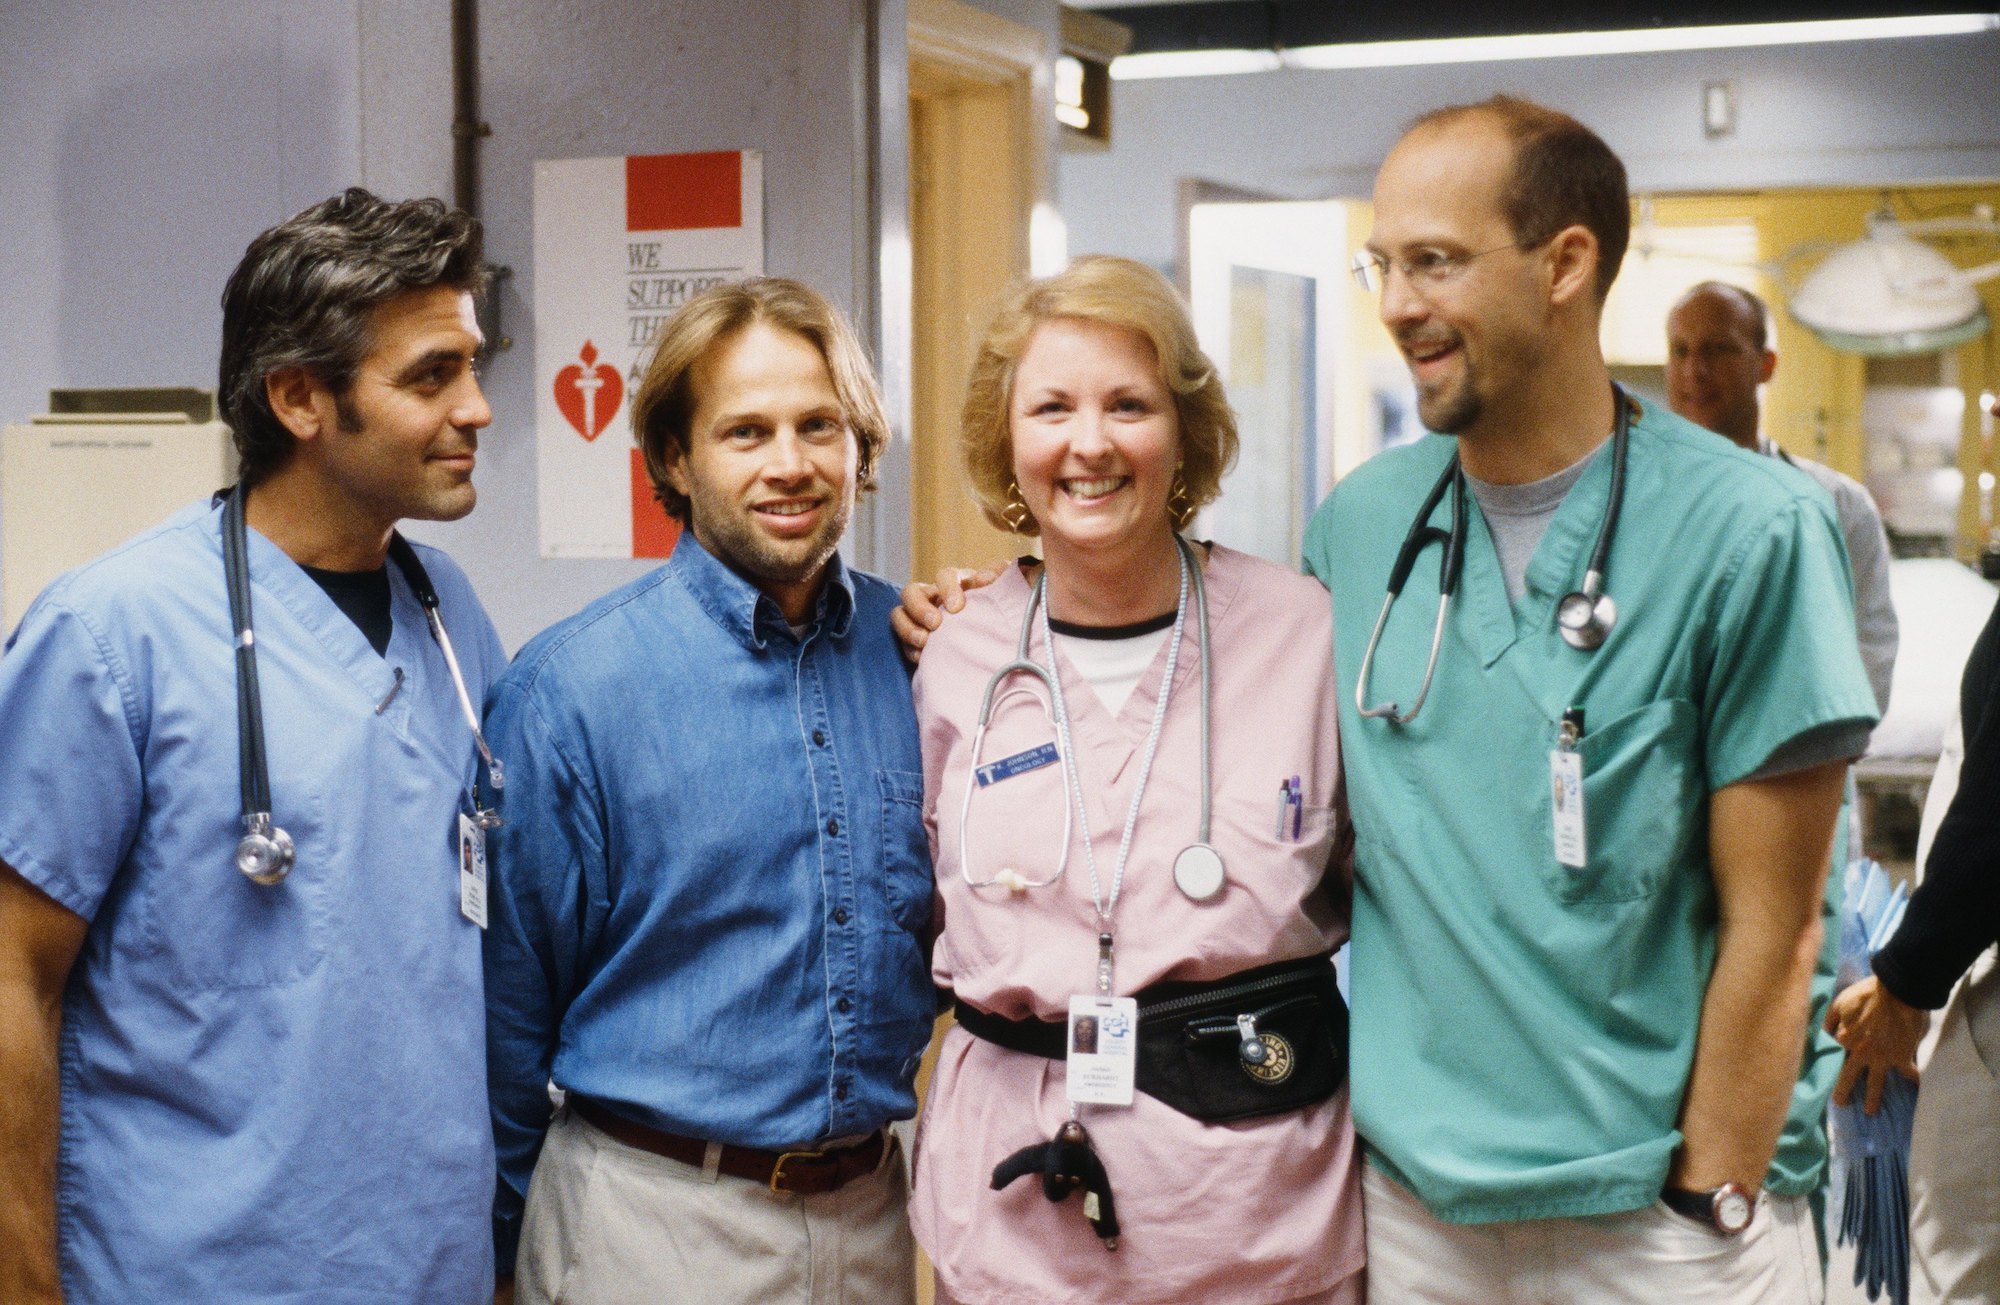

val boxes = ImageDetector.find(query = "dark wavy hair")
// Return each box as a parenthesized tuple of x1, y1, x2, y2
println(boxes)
(218, 188, 485, 483)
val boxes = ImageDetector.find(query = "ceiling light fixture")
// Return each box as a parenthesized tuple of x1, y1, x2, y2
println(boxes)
(1111, 13, 1999, 80)
(1786, 212, 2000, 355)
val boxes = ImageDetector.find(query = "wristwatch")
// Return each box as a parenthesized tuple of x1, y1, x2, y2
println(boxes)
(1661, 1182, 1755, 1235)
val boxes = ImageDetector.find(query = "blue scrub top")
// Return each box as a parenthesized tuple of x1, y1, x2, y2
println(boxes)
(1304, 405, 1879, 1224)
(0, 500, 506, 1302)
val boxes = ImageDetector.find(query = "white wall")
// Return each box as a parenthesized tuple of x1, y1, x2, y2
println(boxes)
(1060, 30, 2000, 271)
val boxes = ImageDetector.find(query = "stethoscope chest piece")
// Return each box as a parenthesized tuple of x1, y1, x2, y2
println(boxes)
(1173, 842, 1226, 902)
(236, 813, 296, 885)
(1556, 586, 1616, 651)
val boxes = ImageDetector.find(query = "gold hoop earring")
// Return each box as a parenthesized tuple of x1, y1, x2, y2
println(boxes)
(1001, 481, 1032, 532)
(1168, 474, 1195, 529)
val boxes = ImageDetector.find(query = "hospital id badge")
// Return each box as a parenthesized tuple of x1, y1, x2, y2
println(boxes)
(1550, 749, 1587, 869)
(458, 812, 489, 929)
(1065, 995, 1138, 1107)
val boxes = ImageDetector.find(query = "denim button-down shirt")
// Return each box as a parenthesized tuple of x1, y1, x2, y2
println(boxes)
(483, 532, 934, 1270)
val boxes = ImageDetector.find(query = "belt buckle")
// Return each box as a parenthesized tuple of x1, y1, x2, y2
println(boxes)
(770, 1147, 833, 1194)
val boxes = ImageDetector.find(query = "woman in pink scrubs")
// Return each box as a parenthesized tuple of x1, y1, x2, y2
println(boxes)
(909, 255, 1365, 1304)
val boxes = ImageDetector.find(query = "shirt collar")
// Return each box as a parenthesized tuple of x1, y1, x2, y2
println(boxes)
(671, 528, 857, 651)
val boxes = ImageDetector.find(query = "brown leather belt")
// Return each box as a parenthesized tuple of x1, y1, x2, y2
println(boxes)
(569, 1095, 889, 1196)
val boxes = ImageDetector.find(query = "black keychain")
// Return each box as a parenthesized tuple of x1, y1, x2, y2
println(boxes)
(991, 1119, 1121, 1249)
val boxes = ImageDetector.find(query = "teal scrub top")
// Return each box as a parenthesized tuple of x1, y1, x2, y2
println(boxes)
(1303, 403, 1878, 1224)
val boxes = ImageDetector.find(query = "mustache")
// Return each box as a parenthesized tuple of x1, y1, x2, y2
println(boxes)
(1396, 326, 1462, 354)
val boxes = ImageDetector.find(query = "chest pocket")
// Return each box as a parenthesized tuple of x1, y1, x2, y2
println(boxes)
(877, 768, 933, 935)
(128, 786, 330, 990)
(1542, 698, 1701, 905)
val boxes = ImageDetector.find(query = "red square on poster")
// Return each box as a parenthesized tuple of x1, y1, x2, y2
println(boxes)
(625, 152, 742, 232)
(631, 448, 681, 558)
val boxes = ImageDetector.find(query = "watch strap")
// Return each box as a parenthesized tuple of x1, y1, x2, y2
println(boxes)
(1660, 1182, 1754, 1235)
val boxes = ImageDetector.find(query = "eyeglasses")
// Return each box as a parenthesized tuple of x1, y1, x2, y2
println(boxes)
(1350, 235, 1554, 294)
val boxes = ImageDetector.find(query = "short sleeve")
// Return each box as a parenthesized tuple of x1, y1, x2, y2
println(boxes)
(0, 599, 145, 919)
(1702, 498, 1880, 790)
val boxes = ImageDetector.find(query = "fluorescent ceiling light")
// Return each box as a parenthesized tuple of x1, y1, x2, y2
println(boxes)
(1111, 13, 1999, 79)
(1112, 47, 1280, 79)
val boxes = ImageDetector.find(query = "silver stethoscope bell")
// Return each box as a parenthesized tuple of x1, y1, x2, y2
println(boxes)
(236, 812, 296, 885)
(1556, 572, 1617, 651)
(1173, 843, 1226, 902)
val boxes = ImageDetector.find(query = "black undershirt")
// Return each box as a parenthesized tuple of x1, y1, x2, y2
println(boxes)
(1047, 610, 1176, 640)
(1873, 590, 2000, 1008)
(301, 564, 394, 656)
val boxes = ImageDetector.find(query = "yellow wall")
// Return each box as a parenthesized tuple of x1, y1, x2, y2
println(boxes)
(1614, 184, 2000, 557)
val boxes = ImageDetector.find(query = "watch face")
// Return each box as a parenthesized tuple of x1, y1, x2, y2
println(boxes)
(1714, 1187, 1754, 1235)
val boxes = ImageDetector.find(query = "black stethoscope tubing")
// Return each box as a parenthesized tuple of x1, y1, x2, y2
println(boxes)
(1354, 385, 1632, 724)
(221, 483, 500, 885)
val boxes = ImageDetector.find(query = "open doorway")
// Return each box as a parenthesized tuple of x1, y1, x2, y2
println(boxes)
(906, 0, 1054, 579)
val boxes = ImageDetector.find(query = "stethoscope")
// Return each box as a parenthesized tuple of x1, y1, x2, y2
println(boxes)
(1355, 384, 1633, 725)
(222, 484, 504, 885)
(957, 533, 1228, 904)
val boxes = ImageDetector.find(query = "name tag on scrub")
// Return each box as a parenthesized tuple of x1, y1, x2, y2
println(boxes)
(976, 741, 1059, 787)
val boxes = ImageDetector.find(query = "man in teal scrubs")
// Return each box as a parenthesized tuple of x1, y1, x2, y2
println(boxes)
(1306, 98, 1878, 1300)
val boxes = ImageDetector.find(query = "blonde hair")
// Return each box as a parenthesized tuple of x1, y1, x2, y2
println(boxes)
(632, 277, 890, 522)
(960, 255, 1237, 535)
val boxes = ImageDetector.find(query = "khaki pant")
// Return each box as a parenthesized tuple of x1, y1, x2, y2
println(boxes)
(516, 1105, 917, 1305)
(1909, 955, 2000, 1305)
(1364, 1163, 1823, 1304)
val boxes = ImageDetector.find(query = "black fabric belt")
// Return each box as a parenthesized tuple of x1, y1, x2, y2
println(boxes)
(951, 950, 1348, 1125)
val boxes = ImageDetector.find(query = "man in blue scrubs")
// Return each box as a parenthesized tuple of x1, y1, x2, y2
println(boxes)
(484, 279, 933, 1304)
(0, 190, 505, 1302)
(1306, 99, 1878, 1300)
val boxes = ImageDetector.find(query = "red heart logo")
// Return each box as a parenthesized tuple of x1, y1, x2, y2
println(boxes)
(554, 341, 624, 442)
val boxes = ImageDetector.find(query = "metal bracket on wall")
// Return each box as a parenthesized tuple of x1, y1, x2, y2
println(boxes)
(479, 263, 514, 357)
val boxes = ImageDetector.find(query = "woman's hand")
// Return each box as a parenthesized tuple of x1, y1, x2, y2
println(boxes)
(892, 564, 1006, 664)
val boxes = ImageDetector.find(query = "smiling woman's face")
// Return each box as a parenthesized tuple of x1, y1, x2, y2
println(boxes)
(1008, 316, 1180, 562)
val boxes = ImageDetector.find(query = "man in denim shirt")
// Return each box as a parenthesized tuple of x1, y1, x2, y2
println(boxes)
(485, 279, 935, 1305)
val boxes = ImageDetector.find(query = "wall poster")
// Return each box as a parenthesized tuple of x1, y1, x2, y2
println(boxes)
(532, 150, 764, 558)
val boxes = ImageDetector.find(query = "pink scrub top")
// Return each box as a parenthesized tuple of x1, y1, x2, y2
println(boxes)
(909, 544, 1365, 1304)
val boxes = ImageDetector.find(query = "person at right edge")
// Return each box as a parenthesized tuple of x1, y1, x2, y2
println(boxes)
(1307, 98, 1878, 1300)
(908, 256, 1364, 1303)
(1827, 588, 2000, 1304)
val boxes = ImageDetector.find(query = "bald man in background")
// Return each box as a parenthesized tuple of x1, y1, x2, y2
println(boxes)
(1666, 281, 1897, 709)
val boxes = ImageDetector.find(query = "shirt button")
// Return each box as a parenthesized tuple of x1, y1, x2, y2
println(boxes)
(836, 996, 852, 1014)
(826, 817, 840, 837)
(835, 1081, 850, 1100)
(813, 729, 827, 747)
(832, 907, 849, 925)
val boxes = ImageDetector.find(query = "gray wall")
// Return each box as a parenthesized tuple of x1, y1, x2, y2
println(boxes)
(402, 0, 894, 649)
(1060, 30, 2000, 271)
(0, 0, 364, 429)
(1, 0, 898, 651)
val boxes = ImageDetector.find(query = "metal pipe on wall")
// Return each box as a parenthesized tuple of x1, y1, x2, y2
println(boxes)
(451, 0, 488, 217)
(451, 0, 511, 353)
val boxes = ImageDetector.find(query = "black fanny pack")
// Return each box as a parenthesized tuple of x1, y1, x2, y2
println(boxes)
(953, 951, 1348, 1124)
